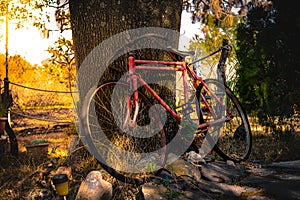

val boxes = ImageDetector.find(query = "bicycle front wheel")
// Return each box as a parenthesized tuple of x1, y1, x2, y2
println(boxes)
(196, 79, 252, 162)
(81, 81, 166, 185)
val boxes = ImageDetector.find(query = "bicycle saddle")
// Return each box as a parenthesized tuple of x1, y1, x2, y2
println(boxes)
(167, 46, 195, 57)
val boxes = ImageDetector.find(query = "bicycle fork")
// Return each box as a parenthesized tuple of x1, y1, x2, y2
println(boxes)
(122, 56, 139, 130)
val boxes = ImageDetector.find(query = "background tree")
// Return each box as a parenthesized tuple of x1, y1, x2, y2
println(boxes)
(183, 0, 272, 90)
(187, 9, 239, 88)
(184, 0, 299, 130)
(0, 0, 58, 29)
(182, 0, 267, 24)
(0, 54, 35, 84)
(235, 0, 299, 130)
(44, 37, 75, 90)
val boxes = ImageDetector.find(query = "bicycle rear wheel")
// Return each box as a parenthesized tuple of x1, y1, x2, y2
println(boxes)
(80, 81, 166, 185)
(195, 79, 252, 162)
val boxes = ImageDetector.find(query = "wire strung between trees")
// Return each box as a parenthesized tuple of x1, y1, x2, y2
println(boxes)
(9, 81, 78, 93)
(8, 81, 76, 124)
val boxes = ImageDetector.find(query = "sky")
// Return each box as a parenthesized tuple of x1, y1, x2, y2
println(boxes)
(179, 10, 202, 50)
(0, 25, 70, 64)
(0, 7, 72, 65)
(0, 10, 199, 65)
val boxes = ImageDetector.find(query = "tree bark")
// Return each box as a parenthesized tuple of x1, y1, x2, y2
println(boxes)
(69, 0, 182, 155)
(69, 0, 182, 68)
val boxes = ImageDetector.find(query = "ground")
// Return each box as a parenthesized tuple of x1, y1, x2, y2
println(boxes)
(0, 121, 300, 199)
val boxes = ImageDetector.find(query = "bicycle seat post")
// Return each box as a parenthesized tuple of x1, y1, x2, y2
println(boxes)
(128, 55, 135, 74)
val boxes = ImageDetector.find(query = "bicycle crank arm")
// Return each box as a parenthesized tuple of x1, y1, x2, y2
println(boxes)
(197, 116, 231, 130)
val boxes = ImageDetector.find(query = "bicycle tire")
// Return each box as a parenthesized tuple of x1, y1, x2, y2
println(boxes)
(195, 79, 252, 162)
(81, 81, 166, 185)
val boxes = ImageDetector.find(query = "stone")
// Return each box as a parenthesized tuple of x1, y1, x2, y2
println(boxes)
(165, 153, 201, 182)
(187, 151, 206, 164)
(201, 161, 244, 183)
(142, 182, 168, 200)
(75, 170, 112, 200)
(247, 167, 276, 177)
(268, 160, 300, 169)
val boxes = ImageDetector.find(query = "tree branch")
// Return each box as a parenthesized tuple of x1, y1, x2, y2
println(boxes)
(48, 1, 69, 9)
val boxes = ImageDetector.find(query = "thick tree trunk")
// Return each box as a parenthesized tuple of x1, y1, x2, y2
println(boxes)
(69, 0, 182, 68)
(69, 0, 182, 156)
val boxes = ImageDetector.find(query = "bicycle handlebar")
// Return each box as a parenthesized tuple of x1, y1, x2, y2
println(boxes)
(188, 41, 231, 66)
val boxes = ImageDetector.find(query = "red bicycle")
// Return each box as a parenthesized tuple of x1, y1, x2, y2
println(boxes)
(81, 37, 252, 185)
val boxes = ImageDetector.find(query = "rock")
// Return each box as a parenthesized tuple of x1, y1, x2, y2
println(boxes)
(246, 196, 273, 200)
(165, 153, 201, 182)
(268, 160, 300, 169)
(155, 169, 174, 184)
(201, 161, 244, 183)
(75, 170, 112, 200)
(241, 161, 300, 200)
(142, 182, 168, 200)
(247, 167, 276, 177)
(273, 173, 300, 181)
(195, 178, 262, 198)
(187, 151, 206, 164)
(226, 160, 236, 166)
(241, 174, 300, 200)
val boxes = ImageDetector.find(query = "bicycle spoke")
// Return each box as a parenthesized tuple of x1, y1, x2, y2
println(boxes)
(194, 79, 252, 162)
(81, 81, 166, 183)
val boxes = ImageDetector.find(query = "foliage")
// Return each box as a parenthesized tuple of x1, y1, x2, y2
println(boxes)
(0, 0, 70, 44)
(188, 12, 239, 88)
(31, 139, 48, 145)
(182, 0, 267, 25)
(40, 1, 74, 88)
(235, 0, 300, 128)
(0, 0, 32, 22)
(0, 53, 73, 109)
(44, 37, 76, 89)
(0, 0, 53, 29)
(0, 54, 35, 83)
(54, 5, 71, 32)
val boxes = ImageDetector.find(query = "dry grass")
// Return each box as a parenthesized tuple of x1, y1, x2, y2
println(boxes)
(0, 125, 143, 199)
(250, 131, 300, 163)
(1, 122, 300, 199)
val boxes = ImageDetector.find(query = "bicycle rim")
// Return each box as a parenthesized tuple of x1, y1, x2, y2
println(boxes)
(196, 79, 252, 162)
(81, 81, 166, 184)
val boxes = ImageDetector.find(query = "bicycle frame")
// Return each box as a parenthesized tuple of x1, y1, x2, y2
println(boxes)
(123, 54, 232, 131)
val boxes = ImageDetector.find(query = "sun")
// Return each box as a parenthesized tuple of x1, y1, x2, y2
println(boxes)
(8, 27, 52, 64)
